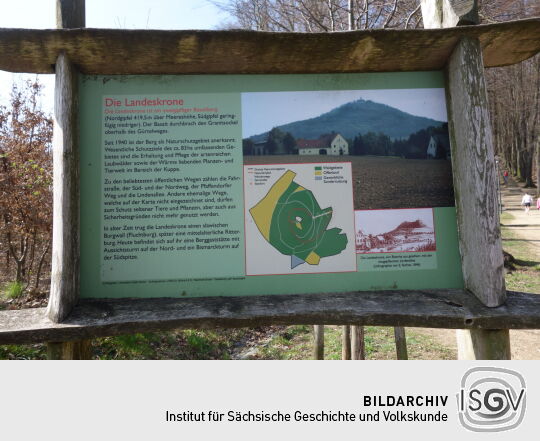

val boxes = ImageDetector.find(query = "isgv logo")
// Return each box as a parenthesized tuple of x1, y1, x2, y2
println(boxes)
(457, 367, 526, 432)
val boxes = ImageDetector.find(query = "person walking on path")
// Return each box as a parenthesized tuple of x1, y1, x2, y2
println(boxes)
(503, 170, 509, 185)
(521, 192, 533, 214)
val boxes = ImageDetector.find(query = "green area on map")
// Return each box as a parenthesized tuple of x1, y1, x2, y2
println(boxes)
(250, 170, 347, 269)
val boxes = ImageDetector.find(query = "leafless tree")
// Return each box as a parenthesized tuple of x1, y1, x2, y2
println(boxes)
(212, 0, 539, 192)
(211, 0, 423, 31)
(482, 0, 539, 191)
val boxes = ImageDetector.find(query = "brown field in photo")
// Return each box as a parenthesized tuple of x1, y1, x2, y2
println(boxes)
(244, 155, 455, 209)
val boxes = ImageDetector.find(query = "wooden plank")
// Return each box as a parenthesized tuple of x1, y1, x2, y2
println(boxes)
(313, 325, 324, 360)
(446, 37, 506, 307)
(1, 290, 540, 345)
(342, 325, 351, 360)
(351, 325, 365, 360)
(393, 327, 408, 360)
(0, 19, 538, 75)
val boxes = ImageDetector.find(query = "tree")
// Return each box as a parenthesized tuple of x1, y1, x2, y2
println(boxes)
(352, 133, 365, 155)
(266, 127, 287, 154)
(0, 80, 53, 291)
(283, 132, 296, 154)
(482, 0, 540, 191)
(243, 138, 254, 155)
(212, 0, 423, 31)
(487, 55, 539, 189)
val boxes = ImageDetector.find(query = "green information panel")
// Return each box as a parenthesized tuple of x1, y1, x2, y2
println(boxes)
(79, 72, 464, 298)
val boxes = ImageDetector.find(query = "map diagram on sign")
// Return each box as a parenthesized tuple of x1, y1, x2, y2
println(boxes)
(244, 163, 356, 276)
(250, 170, 347, 269)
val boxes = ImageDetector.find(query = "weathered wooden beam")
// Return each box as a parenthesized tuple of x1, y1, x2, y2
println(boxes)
(47, 1, 82, 324)
(421, 0, 479, 29)
(431, 0, 511, 359)
(47, 51, 80, 323)
(313, 325, 324, 360)
(1, 290, 540, 345)
(0, 19, 538, 75)
(445, 37, 505, 307)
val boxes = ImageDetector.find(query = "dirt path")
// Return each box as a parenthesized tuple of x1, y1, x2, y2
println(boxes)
(414, 178, 540, 360)
(500, 178, 540, 360)
(500, 178, 540, 253)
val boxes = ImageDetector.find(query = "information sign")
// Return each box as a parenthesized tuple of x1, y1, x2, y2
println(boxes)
(79, 71, 463, 298)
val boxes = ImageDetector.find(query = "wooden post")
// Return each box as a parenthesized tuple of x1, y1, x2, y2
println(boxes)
(56, 0, 85, 28)
(456, 329, 511, 360)
(351, 325, 365, 360)
(47, 0, 84, 324)
(341, 325, 351, 360)
(47, 340, 92, 360)
(394, 327, 408, 360)
(313, 325, 324, 360)
(422, 0, 510, 359)
(446, 37, 511, 360)
(446, 37, 506, 307)
(47, 51, 80, 323)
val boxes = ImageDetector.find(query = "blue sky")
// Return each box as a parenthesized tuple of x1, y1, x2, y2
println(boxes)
(242, 89, 448, 138)
(0, 0, 228, 110)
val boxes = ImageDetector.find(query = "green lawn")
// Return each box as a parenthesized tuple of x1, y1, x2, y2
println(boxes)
(251, 325, 453, 360)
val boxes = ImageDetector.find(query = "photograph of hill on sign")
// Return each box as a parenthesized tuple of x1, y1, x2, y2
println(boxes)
(242, 89, 454, 210)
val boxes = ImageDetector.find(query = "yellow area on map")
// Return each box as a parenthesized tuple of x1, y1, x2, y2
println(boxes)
(249, 170, 296, 241)
(293, 186, 305, 193)
(295, 222, 302, 230)
(305, 251, 321, 265)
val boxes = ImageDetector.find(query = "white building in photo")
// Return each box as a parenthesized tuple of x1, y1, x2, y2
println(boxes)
(297, 133, 348, 156)
(426, 134, 450, 159)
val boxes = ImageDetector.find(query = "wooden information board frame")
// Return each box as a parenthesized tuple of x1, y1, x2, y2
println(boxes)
(1, 0, 540, 359)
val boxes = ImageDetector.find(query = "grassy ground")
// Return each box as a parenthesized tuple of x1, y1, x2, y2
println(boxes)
(500, 212, 540, 293)
(0, 328, 258, 360)
(250, 325, 453, 360)
(0, 322, 454, 360)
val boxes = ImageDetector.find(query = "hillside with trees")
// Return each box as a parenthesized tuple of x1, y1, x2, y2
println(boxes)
(249, 99, 444, 143)
(351, 123, 449, 159)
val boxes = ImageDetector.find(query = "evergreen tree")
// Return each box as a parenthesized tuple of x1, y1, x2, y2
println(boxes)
(283, 132, 296, 154)
(242, 138, 254, 155)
